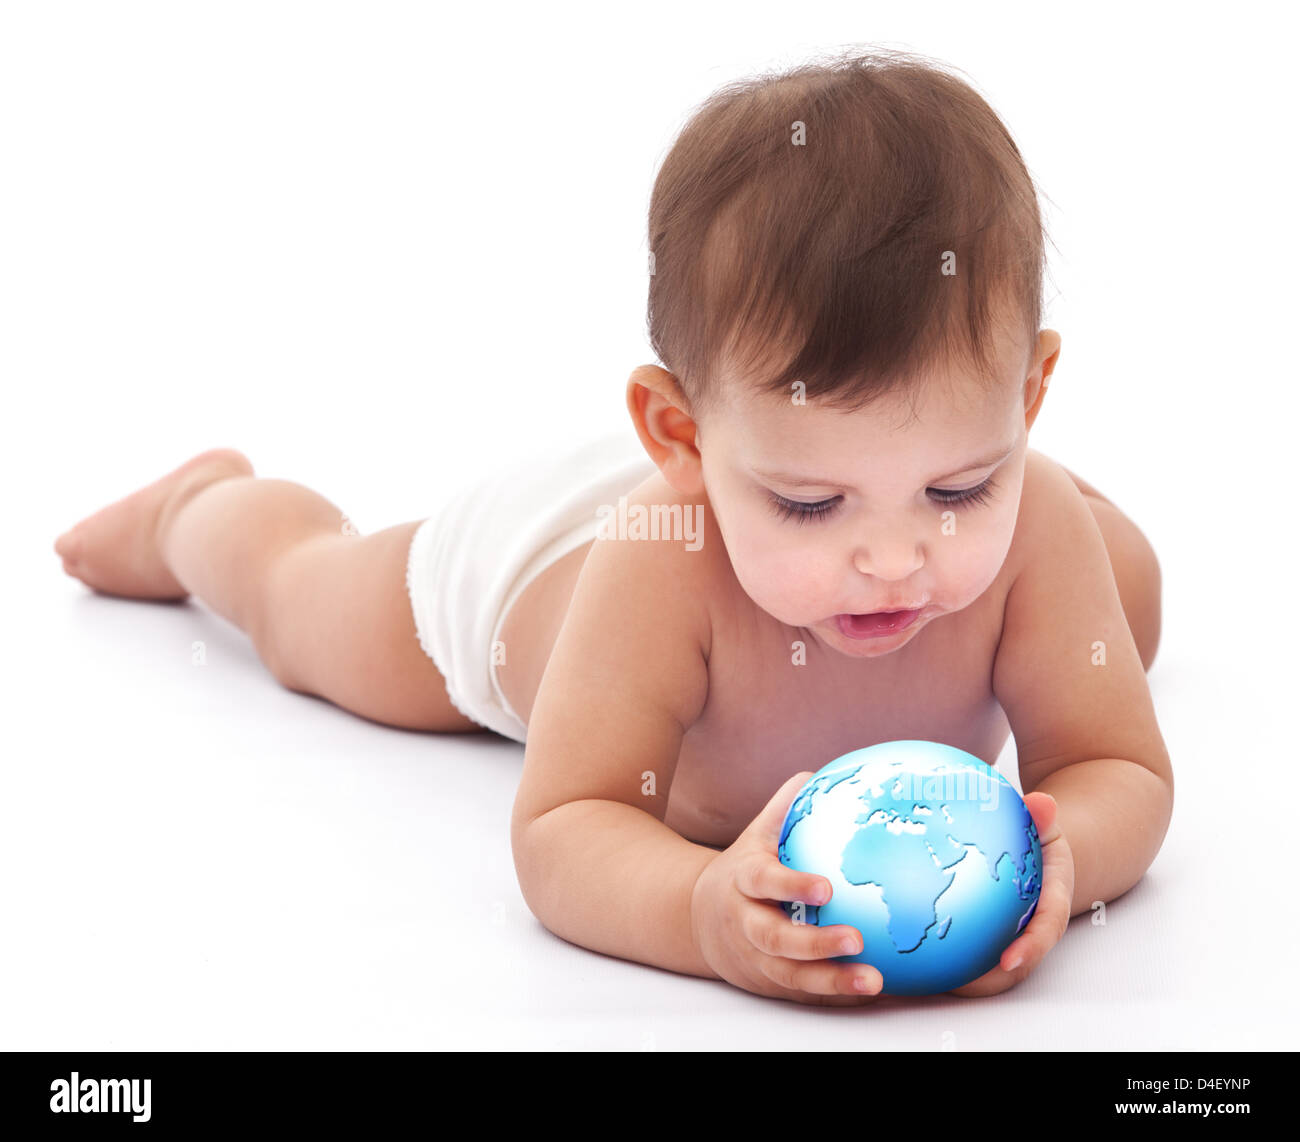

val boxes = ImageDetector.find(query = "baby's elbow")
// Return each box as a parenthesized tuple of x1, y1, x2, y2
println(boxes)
(510, 812, 551, 915)
(509, 803, 577, 931)
(1151, 766, 1174, 854)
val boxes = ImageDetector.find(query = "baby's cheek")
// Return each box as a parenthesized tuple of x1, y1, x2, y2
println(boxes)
(936, 533, 1006, 607)
(709, 516, 797, 617)
(737, 543, 833, 623)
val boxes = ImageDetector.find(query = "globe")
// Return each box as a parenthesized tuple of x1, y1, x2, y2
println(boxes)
(778, 740, 1041, 996)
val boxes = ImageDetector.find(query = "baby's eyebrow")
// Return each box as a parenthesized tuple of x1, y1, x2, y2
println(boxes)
(755, 442, 1017, 488)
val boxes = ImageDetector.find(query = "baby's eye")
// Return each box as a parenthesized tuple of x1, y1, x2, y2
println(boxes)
(928, 477, 997, 509)
(767, 493, 841, 524)
(766, 477, 997, 525)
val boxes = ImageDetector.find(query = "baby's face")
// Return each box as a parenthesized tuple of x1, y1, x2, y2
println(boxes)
(696, 362, 1029, 660)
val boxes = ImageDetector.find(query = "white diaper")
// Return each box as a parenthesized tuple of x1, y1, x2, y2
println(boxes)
(405, 430, 657, 742)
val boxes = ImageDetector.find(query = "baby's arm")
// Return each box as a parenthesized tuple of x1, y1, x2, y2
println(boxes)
(993, 460, 1174, 918)
(512, 503, 880, 1004)
(509, 505, 718, 978)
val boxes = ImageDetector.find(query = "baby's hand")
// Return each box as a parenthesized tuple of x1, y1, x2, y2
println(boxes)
(688, 771, 884, 1005)
(946, 791, 1075, 998)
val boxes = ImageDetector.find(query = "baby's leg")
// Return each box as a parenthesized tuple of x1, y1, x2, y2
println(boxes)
(54, 449, 483, 733)
(1058, 463, 1162, 672)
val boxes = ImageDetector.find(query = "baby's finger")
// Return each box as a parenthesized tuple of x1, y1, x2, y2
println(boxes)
(733, 850, 830, 906)
(1000, 852, 1072, 972)
(756, 951, 884, 998)
(744, 771, 818, 853)
(1023, 791, 1062, 844)
(742, 901, 862, 962)
(946, 962, 1020, 998)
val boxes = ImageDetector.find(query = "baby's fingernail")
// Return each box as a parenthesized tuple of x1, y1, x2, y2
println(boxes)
(1005, 954, 1023, 971)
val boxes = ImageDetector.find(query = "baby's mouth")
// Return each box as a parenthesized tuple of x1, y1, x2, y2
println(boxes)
(835, 609, 923, 640)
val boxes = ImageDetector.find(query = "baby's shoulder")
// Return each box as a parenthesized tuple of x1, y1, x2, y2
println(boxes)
(581, 467, 725, 651)
(1002, 447, 1103, 582)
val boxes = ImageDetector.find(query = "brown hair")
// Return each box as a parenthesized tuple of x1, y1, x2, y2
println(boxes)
(646, 48, 1049, 417)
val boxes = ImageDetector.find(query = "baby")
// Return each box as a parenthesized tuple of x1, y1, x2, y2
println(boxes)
(53, 49, 1171, 1006)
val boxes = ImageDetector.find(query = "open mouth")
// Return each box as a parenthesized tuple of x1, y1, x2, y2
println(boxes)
(835, 609, 923, 640)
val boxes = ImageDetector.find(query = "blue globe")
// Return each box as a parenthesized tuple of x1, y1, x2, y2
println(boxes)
(778, 740, 1041, 996)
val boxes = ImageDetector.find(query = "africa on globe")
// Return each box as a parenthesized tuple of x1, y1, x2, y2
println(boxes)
(778, 740, 1042, 996)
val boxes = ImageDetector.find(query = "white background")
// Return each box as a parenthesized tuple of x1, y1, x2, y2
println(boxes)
(3, 0, 1295, 1050)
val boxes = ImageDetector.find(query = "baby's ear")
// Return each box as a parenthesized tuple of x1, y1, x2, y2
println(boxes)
(627, 363, 675, 390)
(1023, 330, 1062, 433)
(625, 365, 705, 495)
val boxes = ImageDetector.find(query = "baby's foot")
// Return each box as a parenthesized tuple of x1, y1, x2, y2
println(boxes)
(54, 448, 255, 599)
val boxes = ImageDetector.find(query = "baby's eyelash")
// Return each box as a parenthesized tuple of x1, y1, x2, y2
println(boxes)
(767, 478, 996, 524)
(768, 493, 841, 524)
(928, 477, 997, 509)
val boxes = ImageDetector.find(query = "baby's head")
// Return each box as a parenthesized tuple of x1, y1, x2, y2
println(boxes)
(629, 48, 1060, 658)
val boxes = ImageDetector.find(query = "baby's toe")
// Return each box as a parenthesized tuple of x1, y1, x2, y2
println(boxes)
(54, 529, 80, 560)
